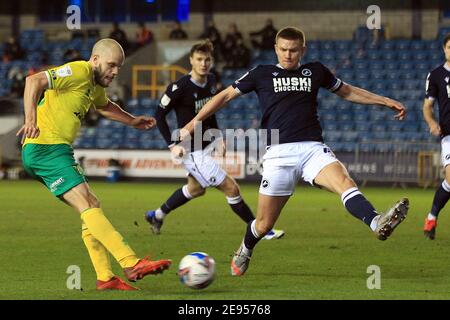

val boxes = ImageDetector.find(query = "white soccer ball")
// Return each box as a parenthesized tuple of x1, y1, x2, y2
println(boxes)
(178, 252, 215, 289)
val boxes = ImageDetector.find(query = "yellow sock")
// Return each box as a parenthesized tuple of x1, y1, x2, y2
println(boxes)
(81, 224, 115, 281)
(81, 208, 139, 268)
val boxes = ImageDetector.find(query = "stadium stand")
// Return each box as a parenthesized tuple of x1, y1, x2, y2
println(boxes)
(1, 26, 448, 152)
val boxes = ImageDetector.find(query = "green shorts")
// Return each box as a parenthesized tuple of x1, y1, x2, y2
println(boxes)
(22, 143, 87, 197)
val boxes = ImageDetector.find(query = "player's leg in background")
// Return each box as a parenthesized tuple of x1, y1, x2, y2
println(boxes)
(216, 175, 255, 223)
(216, 175, 286, 239)
(145, 175, 205, 234)
(424, 164, 450, 239)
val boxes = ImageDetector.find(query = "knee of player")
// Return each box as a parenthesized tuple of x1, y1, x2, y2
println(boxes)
(339, 175, 356, 191)
(222, 179, 240, 197)
(228, 184, 241, 197)
(256, 220, 273, 235)
(190, 186, 206, 198)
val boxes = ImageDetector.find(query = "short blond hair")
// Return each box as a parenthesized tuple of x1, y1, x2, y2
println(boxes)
(276, 27, 306, 47)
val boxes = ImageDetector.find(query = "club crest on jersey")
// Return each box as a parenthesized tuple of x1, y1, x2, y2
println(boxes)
(445, 77, 449, 83)
(301, 69, 312, 76)
(56, 65, 72, 77)
(193, 92, 198, 99)
(172, 84, 178, 92)
(272, 77, 312, 93)
(211, 87, 217, 94)
(272, 72, 279, 77)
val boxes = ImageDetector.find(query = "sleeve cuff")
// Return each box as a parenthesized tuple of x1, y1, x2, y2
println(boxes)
(45, 71, 52, 89)
(329, 78, 343, 92)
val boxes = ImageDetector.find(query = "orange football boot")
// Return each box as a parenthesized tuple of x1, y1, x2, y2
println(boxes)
(423, 218, 437, 240)
(96, 276, 139, 291)
(124, 257, 172, 282)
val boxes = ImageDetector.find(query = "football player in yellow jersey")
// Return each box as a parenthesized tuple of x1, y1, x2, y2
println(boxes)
(16, 38, 172, 291)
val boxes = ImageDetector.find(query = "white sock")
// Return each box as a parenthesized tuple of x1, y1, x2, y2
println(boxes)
(155, 208, 165, 220)
(427, 213, 437, 221)
(370, 215, 381, 231)
(241, 242, 253, 256)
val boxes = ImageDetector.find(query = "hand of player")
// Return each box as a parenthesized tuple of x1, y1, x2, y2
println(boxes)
(385, 98, 406, 120)
(16, 122, 40, 144)
(130, 116, 156, 130)
(180, 122, 194, 141)
(170, 144, 186, 159)
(429, 122, 441, 136)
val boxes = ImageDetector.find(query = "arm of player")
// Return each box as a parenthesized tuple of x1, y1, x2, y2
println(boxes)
(335, 83, 406, 120)
(154, 105, 186, 159)
(181, 85, 240, 137)
(16, 71, 49, 143)
(154, 106, 174, 147)
(97, 100, 156, 130)
(423, 98, 441, 136)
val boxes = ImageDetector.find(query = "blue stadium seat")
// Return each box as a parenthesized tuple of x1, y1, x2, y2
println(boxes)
(371, 81, 387, 92)
(126, 98, 139, 109)
(367, 51, 380, 60)
(354, 61, 368, 71)
(385, 79, 402, 90)
(322, 122, 339, 131)
(399, 70, 416, 80)
(369, 61, 384, 70)
(373, 131, 391, 140)
(429, 51, 444, 61)
(414, 50, 429, 61)
(380, 50, 397, 60)
(359, 143, 375, 152)
(371, 70, 386, 80)
(388, 122, 404, 132)
(359, 131, 372, 143)
(354, 120, 370, 130)
(322, 113, 337, 122)
(122, 140, 140, 149)
(324, 131, 342, 142)
(380, 41, 395, 50)
(339, 70, 354, 80)
(339, 121, 355, 131)
(372, 123, 387, 132)
(395, 40, 411, 50)
(341, 131, 359, 143)
(384, 62, 398, 72)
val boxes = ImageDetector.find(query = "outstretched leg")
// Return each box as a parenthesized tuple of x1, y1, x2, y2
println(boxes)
(63, 183, 171, 283)
(314, 161, 408, 240)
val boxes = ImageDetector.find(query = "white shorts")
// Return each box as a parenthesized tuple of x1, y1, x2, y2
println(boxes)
(259, 141, 338, 196)
(183, 148, 227, 188)
(441, 135, 450, 167)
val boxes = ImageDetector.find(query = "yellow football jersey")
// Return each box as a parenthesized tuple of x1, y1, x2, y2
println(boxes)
(24, 60, 108, 146)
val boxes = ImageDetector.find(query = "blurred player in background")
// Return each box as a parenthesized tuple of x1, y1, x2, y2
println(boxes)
(422, 33, 450, 240)
(17, 38, 172, 291)
(145, 39, 285, 240)
(182, 27, 409, 276)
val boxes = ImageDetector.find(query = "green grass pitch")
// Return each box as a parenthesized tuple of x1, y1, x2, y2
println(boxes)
(1, 180, 450, 300)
